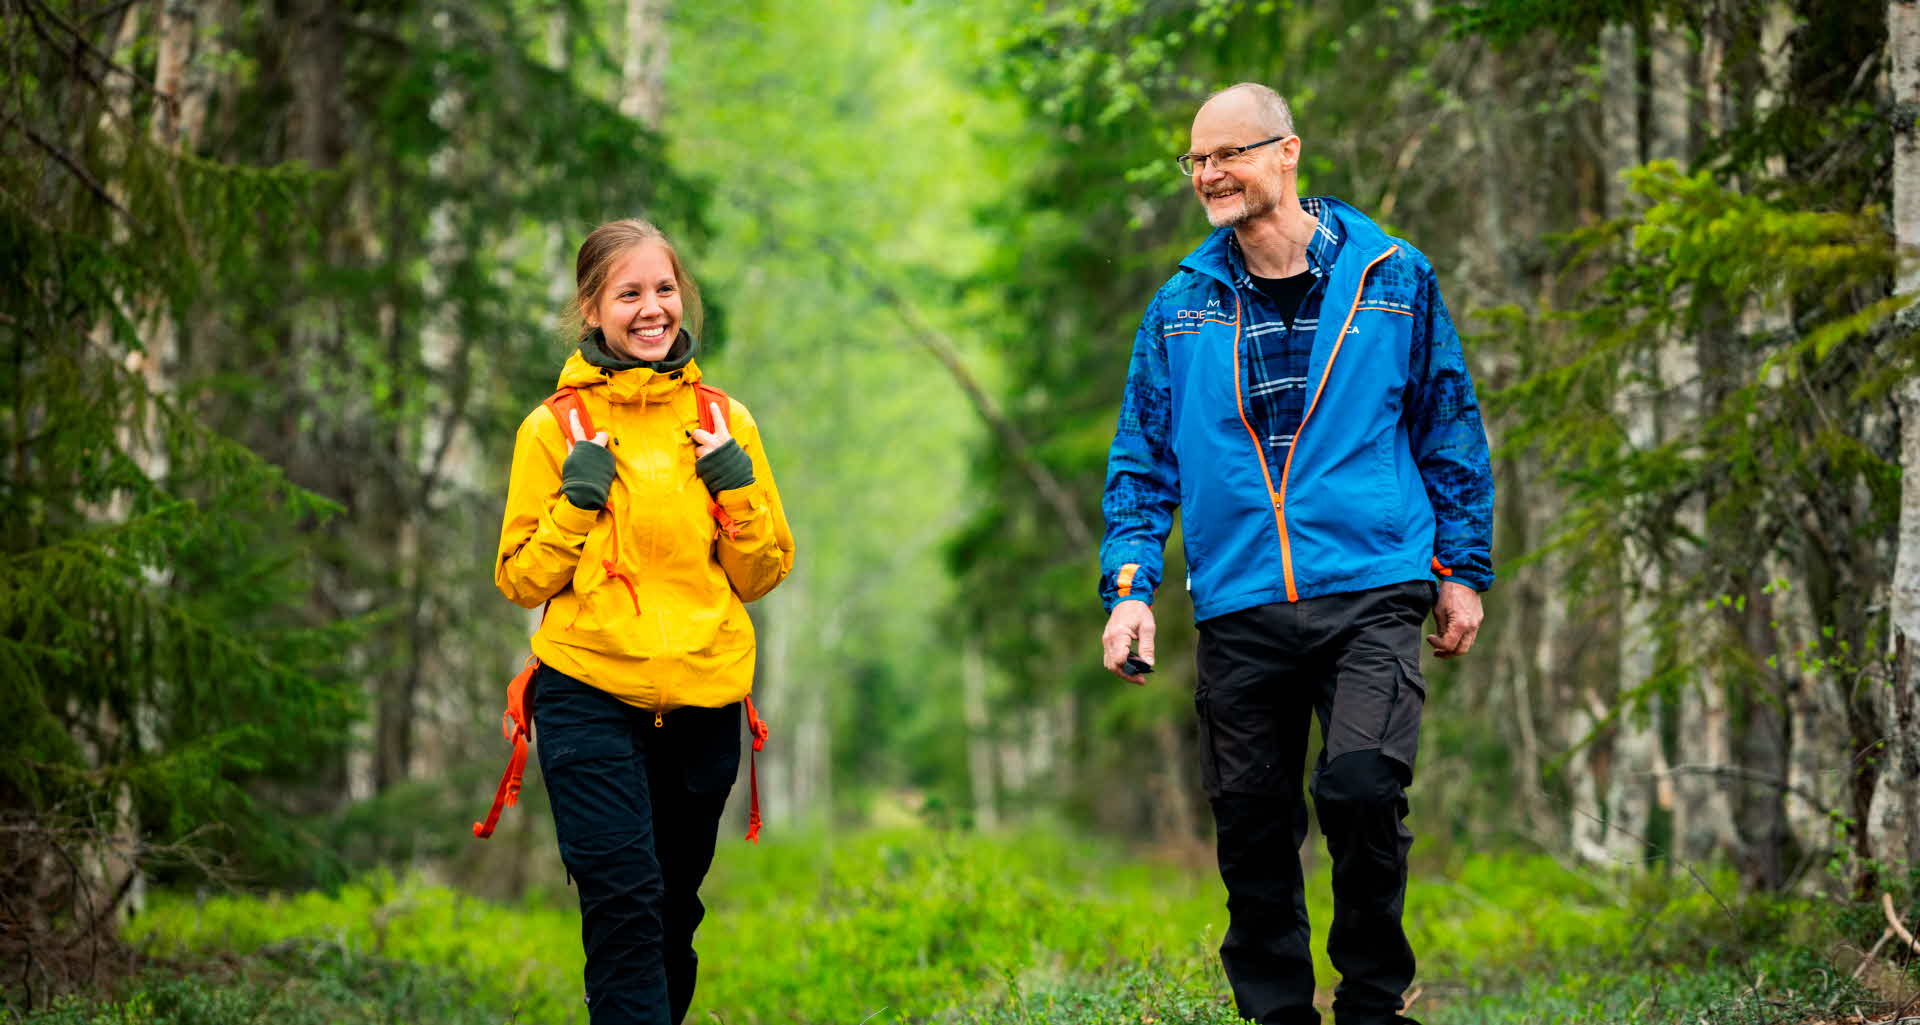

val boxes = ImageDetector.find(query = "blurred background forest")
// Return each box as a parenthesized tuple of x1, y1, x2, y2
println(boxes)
(5, 0, 1920, 1022)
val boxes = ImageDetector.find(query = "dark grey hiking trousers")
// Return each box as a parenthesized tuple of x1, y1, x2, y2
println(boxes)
(533, 664, 739, 1025)
(1195, 579, 1434, 1025)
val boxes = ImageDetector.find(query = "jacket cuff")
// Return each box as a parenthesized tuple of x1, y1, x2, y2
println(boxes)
(716, 482, 763, 519)
(1431, 553, 1493, 592)
(1100, 562, 1157, 611)
(551, 495, 601, 536)
(695, 439, 756, 494)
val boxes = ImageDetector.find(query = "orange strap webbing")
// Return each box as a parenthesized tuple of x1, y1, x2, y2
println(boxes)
(744, 695, 769, 842)
(473, 656, 539, 838)
(475, 390, 600, 841)
(696, 384, 742, 540)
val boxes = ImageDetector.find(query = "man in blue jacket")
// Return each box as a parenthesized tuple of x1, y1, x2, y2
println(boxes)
(1099, 83, 1494, 1025)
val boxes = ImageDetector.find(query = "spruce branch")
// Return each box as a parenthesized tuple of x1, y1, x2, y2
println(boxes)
(0, 112, 142, 229)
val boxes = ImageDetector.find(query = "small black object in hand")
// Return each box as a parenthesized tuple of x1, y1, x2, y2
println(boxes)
(1121, 654, 1155, 676)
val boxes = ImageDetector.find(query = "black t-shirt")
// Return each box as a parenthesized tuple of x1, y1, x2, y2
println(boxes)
(1250, 270, 1315, 330)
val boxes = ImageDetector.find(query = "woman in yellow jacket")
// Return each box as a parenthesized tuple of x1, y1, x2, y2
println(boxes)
(495, 218, 793, 1025)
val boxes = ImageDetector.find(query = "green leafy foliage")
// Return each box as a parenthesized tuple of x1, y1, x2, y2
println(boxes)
(661, 0, 1038, 819)
(77, 829, 1897, 1024)
(5, 955, 511, 1025)
(0, 56, 360, 890)
(0, 0, 717, 906)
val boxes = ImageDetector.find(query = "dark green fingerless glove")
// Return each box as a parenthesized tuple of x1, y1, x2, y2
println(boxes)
(695, 439, 755, 494)
(561, 441, 615, 510)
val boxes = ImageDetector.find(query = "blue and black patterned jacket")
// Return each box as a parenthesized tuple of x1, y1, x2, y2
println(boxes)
(1099, 197, 1494, 622)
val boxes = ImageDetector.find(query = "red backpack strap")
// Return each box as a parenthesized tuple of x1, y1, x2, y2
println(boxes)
(474, 656, 540, 838)
(695, 383, 728, 433)
(743, 695, 769, 843)
(544, 387, 595, 448)
(695, 384, 742, 540)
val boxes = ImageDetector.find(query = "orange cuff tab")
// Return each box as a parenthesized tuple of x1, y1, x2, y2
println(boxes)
(1431, 556, 1453, 577)
(1116, 563, 1140, 598)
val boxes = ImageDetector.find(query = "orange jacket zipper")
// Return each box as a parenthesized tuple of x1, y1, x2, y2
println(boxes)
(1272, 245, 1399, 601)
(1232, 246, 1402, 601)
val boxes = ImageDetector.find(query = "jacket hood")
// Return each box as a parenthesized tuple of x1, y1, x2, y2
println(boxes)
(1179, 196, 1395, 287)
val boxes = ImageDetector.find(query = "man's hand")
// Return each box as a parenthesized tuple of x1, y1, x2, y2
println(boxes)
(1425, 580, 1483, 658)
(1102, 600, 1156, 685)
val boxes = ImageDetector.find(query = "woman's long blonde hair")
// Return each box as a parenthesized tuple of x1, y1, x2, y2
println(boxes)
(566, 218, 704, 344)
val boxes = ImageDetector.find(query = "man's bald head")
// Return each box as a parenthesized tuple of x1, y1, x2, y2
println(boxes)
(1201, 83, 1295, 138)
(1189, 83, 1300, 229)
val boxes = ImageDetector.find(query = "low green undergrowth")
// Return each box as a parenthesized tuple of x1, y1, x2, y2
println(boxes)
(4, 944, 511, 1025)
(8, 826, 1895, 1024)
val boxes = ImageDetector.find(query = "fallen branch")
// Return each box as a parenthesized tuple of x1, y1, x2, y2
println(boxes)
(1885, 892, 1920, 956)
(814, 232, 1096, 551)
(1634, 762, 1832, 814)
(723, 186, 1097, 552)
(1853, 927, 1894, 981)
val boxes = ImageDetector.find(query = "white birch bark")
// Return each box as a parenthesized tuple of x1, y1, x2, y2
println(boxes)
(1569, 697, 1614, 865)
(621, 0, 669, 129)
(80, 0, 214, 929)
(1647, 21, 1742, 866)
(962, 642, 999, 830)
(1664, 337, 1739, 864)
(1882, 0, 1920, 872)
(1595, 22, 1659, 866)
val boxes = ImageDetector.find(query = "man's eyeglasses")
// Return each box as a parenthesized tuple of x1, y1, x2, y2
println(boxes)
(1177, 135, 1290, 176)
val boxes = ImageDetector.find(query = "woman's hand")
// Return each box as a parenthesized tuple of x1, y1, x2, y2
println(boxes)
(689, 401, 731, 457)
(559, 408, 614, 510)
(691, 401, 755, 494)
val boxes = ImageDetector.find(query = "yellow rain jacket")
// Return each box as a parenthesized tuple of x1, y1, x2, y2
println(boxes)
(495, 350, 794, 718)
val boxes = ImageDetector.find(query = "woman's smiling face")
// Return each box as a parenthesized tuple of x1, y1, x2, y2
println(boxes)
(586, 241, 683, 361)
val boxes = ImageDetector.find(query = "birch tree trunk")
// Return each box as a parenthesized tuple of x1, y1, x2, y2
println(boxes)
(1596, 20, 1659, 866)
(1652, 22, 1741, 868)
(962, 642, 999, 830)
(84, 0, 220, 930)
(622, 0, 669, 129)
(1881, 0, 1920, 876)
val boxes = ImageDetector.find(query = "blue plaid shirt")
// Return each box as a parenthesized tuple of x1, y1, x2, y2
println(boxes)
(1228, 195, 1342, 468)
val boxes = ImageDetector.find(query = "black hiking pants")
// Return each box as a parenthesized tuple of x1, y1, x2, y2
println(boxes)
(1195, 580, 1434, 1025)
(532, 664, 740, 1025)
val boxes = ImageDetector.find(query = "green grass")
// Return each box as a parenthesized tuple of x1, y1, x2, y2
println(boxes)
(8, 826, 1894, 1024)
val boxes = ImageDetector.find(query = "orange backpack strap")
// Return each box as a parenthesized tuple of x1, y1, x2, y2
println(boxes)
(695, 383, 728, 433)
(744, 695, 769, 843)
(474, 656, 540, 838)
(544, 387, 595, 448)
(476, 391, 607, 841)
(695, 384, 742, 540)
(698, 385, 769, 842)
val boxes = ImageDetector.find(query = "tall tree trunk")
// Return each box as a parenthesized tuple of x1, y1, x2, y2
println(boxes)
(962, 642, 999, 830)
(285, 0, 344, 170)
(79, 0, 210, 932)
(1882, 0, 1920, 877)
(621, 0, 669, 129)
(1736, 583, 1791, 889)
(1595, 20, 1659, 866)
(1568, 696, 1614, 864)
(1651, 20, 1741, 868)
